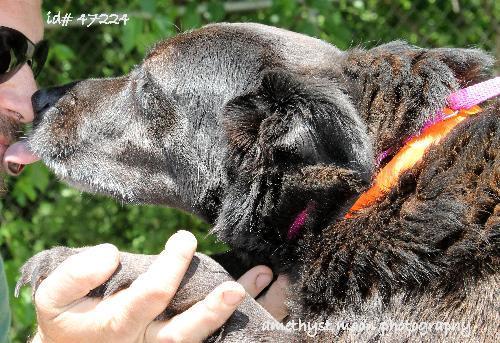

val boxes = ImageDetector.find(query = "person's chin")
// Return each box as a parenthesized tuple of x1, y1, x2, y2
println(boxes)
(0, 144, 7, 190)
(0, 143, 7, 161)
(0, 169, 5, 195)
(0, 115, 25, 176)
(0, 143, 7, 174)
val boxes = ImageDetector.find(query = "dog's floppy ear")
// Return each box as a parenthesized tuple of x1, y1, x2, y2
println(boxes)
(214, 70, 373, 255)
(222, 69, 373, 176)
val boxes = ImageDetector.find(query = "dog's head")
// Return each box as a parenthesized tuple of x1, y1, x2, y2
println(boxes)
(25, 24, 370, 219)
(29, 72, 183, 206)
(23, 23, 493, 258)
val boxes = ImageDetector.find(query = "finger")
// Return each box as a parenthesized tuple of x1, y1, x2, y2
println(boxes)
(105, 231, 197, 327)
(35, 244, 119, 318)
(257, 275, 289, 321)
(146, 281, 245, 343)
(237, 265, 273, 298)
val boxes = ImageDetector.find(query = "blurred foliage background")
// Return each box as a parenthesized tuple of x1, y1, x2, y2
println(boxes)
(1, 0, 498, 340)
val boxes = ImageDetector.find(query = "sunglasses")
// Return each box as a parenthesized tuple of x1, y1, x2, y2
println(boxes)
(0, 26, 49, 84)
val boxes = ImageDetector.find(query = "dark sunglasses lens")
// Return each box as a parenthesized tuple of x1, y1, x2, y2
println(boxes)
(0, 48, 11, 74)
(32, 40, 49, 78)
(0, 28, 28, 82)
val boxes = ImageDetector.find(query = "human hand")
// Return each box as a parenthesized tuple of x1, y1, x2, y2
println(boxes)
(31, 231, 246, 343)
(237, 266, 289, 321)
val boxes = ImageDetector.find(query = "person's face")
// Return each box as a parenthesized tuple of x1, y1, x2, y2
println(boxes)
(0, 0, 43, 180)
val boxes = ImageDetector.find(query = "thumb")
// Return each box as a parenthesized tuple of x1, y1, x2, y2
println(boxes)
(256, 275, 289, 321)
(34, 244, 119, 318)
(237, 265, 273, 298)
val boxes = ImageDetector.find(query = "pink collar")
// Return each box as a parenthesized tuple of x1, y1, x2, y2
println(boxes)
(287, 77, 500, 240)
(287, 201, 316, 240)
(448, 77, 500, 111)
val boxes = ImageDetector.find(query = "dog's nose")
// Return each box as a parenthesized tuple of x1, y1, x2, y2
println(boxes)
(31, 89, 53, 116)
(32, 82, 78, 121)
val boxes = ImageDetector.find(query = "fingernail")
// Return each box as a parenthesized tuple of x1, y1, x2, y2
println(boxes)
(80, 244, 119, 269)
(92, 243, 118, 255)
(223, 289, 245, 305)
(175, 230, 194, 239)
(171, 230, 196, 243)
(165, 230, 196, 248)
(256, 273, 273, 289)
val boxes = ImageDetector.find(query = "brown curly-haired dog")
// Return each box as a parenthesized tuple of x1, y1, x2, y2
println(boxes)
(17, 23, 498, 342)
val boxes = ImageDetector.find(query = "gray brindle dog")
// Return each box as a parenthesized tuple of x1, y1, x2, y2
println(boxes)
(17, 23, 498, 342)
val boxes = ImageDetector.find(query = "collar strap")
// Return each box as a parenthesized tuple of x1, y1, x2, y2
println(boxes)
(346, 77, 500, 219)
(287, 201, 316, 240)
(345, 105, 481, 218)
(286, 77, 500, 239)
(448, 77, 500, 111)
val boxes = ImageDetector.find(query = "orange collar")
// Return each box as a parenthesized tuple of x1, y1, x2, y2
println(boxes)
(345, 105, 482, 218)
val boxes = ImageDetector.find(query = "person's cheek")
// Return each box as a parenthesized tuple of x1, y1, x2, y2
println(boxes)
(0, 65, 38, 123)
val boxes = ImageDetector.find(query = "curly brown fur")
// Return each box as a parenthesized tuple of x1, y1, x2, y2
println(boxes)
(292, 107, 499, 341)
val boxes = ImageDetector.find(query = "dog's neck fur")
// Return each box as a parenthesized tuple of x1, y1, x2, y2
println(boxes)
(201, 44, 494, 274)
